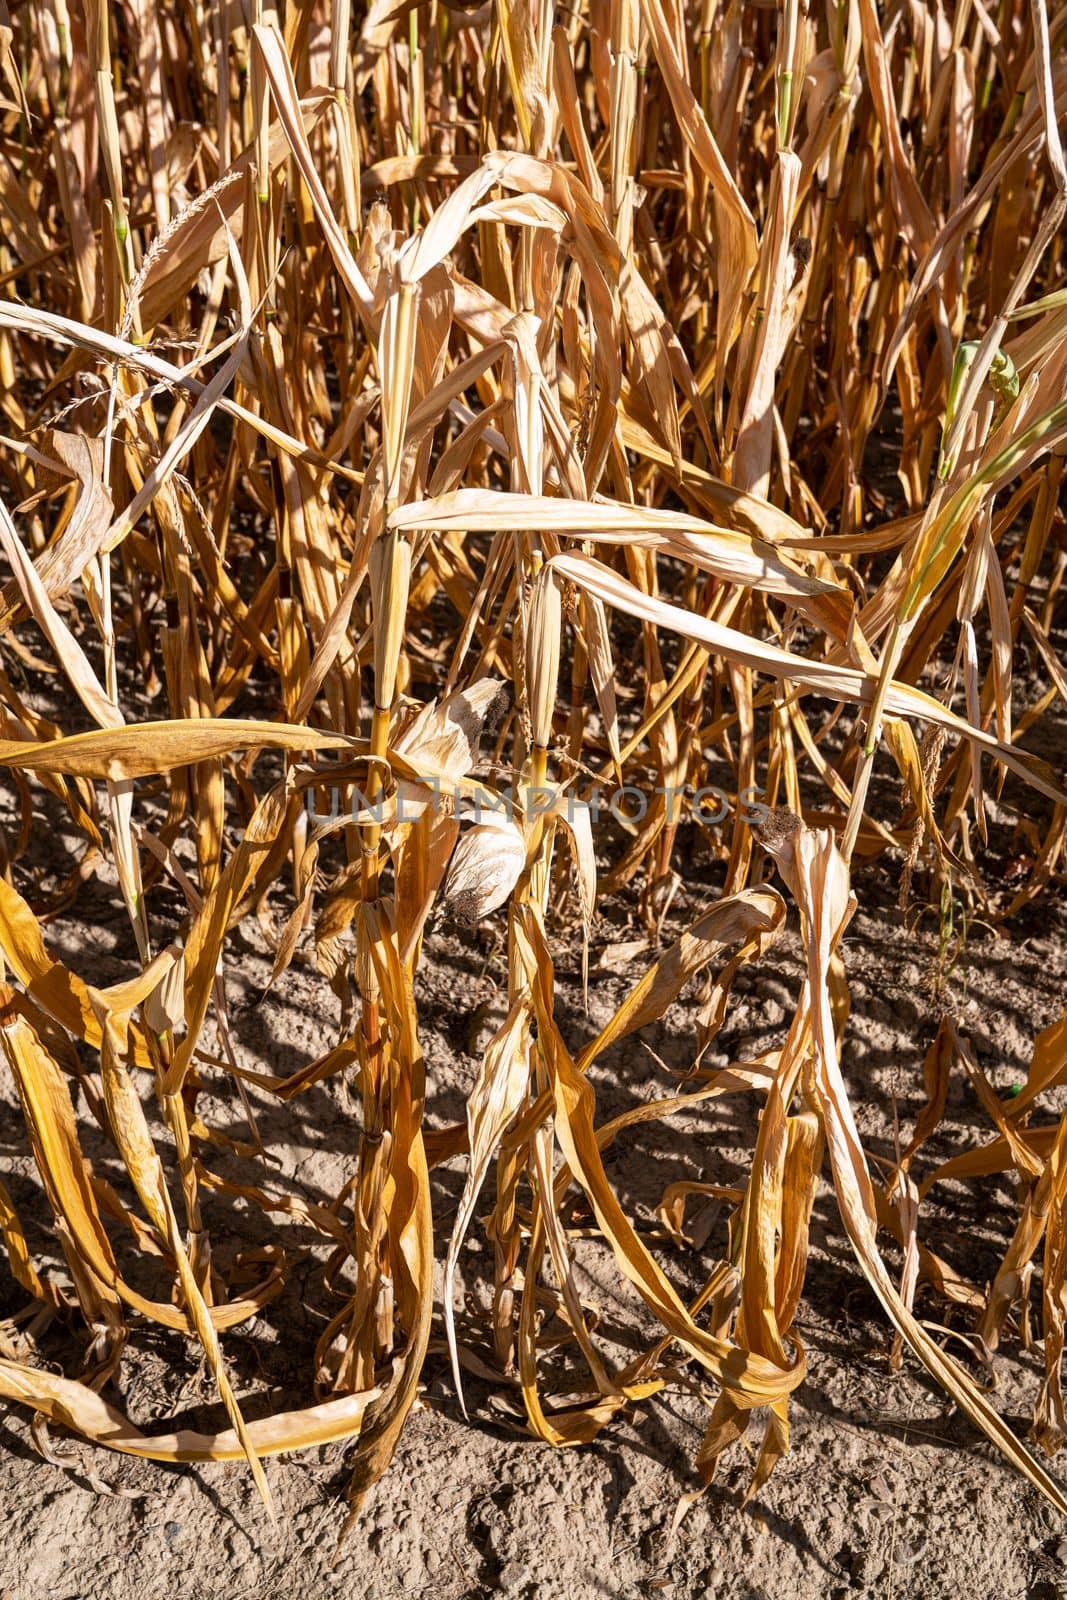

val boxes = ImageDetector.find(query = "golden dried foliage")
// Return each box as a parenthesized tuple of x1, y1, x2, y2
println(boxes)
(0, 0, 1066, 1529)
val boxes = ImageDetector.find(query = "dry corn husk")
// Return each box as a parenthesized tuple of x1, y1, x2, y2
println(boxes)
(441, 814, 528, 923)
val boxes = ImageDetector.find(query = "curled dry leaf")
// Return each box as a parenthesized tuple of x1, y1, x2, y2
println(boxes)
(760, 820, 1067, 1516)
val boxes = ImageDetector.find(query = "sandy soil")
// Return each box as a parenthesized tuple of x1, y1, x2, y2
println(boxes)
(2, 788, 1067, 1600)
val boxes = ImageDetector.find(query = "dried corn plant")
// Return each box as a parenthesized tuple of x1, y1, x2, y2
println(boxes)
(0, 0, 1067, 1530)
